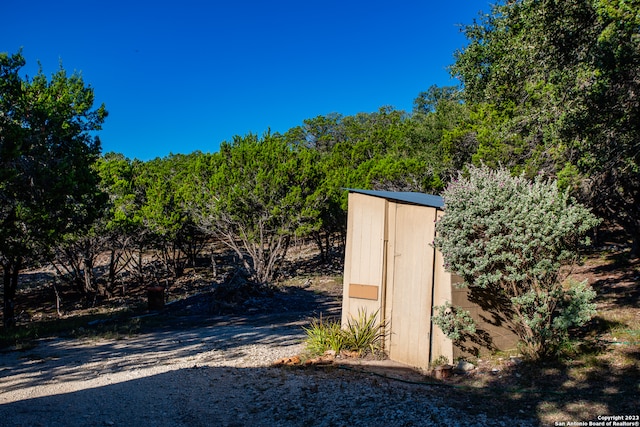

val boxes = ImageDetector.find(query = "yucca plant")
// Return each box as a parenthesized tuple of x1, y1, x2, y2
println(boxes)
(343, 308, 387, 356)
(303, 309, 388, 358)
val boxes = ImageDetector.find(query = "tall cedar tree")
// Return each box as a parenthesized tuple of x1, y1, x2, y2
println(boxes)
(0, 52, 106, 328)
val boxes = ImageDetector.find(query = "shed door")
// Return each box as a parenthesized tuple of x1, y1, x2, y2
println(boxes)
(387, 203, 437, 369)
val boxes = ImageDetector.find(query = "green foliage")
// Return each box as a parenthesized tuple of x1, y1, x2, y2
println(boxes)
(434, 165, 600, 359)
(512, 279, 597, 355)
(0, 51, 106, 327)
(342, 308, 387, 356)
(285, 113, 345, 153)
(95, 153, 141, 230)
(432, 302, 476, 342)
(138, 154, 206, 278)
(430, 355, 450, 368)
(451, 0, 640, 253)
(303, 309, 387, 357)
(192, 132, 324, 284)
(408, 86, 475, 183)
(413, 85, 461, 115)
(0, 52, 106, 251)
(302, 316, 345, 356)
(280, 101, 468, 258)
(552, 279, 598, 336)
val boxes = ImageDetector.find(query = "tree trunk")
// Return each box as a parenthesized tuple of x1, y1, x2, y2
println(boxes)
(82, 255, 95, 294)
(2, 257, 21, 329)
(312, 231, 327, 261)
(108, 249, 117, 288)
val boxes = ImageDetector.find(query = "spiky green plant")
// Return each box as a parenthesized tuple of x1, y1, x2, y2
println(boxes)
(302, 309, 388, 357)
(302, 315, 344, 356)
(343, 308, 387, 356)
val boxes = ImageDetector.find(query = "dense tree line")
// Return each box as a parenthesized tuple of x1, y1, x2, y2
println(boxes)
(82, 107, 450, 292)
(1, 0, 638, 328)
(451, 0, 640, 253)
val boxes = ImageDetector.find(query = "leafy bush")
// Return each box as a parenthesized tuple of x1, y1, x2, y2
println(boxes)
(432, 302, 476, 342)
(433, 165, 600, 359)
(430, 354, 451, 368)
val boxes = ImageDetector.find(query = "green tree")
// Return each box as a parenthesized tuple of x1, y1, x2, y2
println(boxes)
(285, 107, 445, 258)
(0, 51, 107, 327)
(139, 154, 207, 280)
(413, 85, 461, 115)
(434, 165, 600, 359)
(285, 113, 346, 153)
(53, 219, 110, 296)
(53, 155, 134, 297)
(192, 132, 324, 284)
(408, 86, 473, 183)
(94, 153, 142, 291)
(451, 0, 640, 255)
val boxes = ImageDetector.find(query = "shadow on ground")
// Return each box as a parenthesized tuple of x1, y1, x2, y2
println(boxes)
(0, 363, 539, 427)
(0, 284, 343, 396)
(441, 348, 640, 425)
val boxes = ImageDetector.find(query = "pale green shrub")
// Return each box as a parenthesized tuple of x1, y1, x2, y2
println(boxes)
(433, 165, 600, 359)
(432, 302, 476, 342)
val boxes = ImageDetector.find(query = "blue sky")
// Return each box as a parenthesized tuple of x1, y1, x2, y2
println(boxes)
(3, 0, 491, 161)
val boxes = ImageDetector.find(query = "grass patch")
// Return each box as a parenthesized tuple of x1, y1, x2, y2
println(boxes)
(602, 310, 640, 344)
(302, 315, 344, 356)
(0, 309, 142, 349)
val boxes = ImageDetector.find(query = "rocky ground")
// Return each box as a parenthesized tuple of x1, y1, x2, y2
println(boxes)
(0, 279, 537, 427)
(1, 241, 637, 427)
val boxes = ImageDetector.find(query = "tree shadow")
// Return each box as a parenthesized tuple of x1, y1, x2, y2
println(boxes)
(0, 284, 343, 392)
(453, 285, 519, 358)
(438, 343, 640, 425)
(0, 362, 541, 426)
(158, 276, 342, 325)
(2, 267, 342, 346)
(0, 315, 301, 395)
(433, 251, 640, 424)
(543, 351, 634, 421)
(454, 327, 496, 358)
(574, 253, 640, 309)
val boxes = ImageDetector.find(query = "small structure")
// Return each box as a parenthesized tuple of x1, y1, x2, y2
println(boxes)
(341, 189, 517, 370)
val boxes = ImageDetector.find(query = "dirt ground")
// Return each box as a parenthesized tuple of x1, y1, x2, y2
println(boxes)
(1, 283, 536, 427)
(1, 241, 638, 426)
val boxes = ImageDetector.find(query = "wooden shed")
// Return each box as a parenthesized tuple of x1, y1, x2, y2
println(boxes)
(340, 189, 517, 370)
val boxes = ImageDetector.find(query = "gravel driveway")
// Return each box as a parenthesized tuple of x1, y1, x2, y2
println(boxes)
(0, 298, 536, 426)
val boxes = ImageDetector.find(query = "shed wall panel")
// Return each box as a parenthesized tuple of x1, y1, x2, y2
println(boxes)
(452, 286, 519, 359)
(341, 193, 386, 325)
(432, 245, 454, 363)
(387, 202, 437, 369)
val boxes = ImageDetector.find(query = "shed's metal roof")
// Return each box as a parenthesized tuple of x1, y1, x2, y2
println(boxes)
(347, 189, 444, 209)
